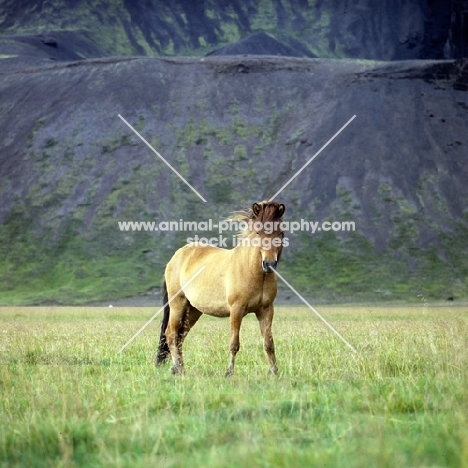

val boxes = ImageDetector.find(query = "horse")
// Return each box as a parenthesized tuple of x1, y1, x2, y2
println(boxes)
(156, 200, 286, 376)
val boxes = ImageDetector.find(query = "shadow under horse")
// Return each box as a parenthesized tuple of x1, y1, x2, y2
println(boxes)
(156, 200, 286, 376)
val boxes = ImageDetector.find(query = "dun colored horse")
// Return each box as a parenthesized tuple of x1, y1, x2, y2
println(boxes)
(156, 200, 286, 376)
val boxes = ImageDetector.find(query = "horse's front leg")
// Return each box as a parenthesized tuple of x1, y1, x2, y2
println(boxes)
(256, 305, 278, 374)
(225, 305, 245, 377)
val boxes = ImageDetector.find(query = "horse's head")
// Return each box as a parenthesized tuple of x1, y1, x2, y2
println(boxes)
(249, 201, 285, 274)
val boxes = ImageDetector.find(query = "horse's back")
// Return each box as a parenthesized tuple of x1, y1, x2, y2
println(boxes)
(167, 243, 231, 277)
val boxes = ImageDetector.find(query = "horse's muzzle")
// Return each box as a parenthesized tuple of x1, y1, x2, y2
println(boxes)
(262, 260, 277, 273)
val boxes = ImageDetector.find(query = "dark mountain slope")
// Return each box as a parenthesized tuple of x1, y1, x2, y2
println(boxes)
(0, 0, 460, 60)
(0, 54, 467, 304)
(207, 32, 317, 58)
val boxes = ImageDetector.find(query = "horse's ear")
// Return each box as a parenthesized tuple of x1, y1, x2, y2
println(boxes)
(277, 204, 285, 218)
(252, 203, 261, 217)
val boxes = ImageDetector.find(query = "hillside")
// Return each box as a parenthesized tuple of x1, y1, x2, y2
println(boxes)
(0, 0, 459, 60)
(0, 51, 467, 304)
(0, 0, 467, 304)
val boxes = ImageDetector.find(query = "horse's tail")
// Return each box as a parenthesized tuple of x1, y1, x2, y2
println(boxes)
(156, 280, 171, 365)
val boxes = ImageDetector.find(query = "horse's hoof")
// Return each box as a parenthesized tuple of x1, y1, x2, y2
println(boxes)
(171, 366, 184, 375)
(155, 352, 170, 366)
(225, 368, 234, 378)
(155, 357, 168, 367)
(269, 366, 278, 375)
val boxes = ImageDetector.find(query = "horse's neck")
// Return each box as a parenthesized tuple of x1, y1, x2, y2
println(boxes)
(234, 245, 265, 279)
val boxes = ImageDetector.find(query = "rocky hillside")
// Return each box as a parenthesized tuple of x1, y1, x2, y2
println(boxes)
(0, 0, 462, 60)
(0, 0, 467, 305)
(0, 50, 467, 304)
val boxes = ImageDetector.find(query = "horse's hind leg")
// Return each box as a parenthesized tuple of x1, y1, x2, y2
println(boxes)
(165, 294, 189, 374)
(256, 305, 278, 374)
(178, 306, 202, 346)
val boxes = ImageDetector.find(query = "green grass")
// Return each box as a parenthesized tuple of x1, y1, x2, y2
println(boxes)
(1, 306, 467, 467)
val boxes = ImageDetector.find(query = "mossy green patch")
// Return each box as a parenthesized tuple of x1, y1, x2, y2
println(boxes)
(283, 215, 468, 302)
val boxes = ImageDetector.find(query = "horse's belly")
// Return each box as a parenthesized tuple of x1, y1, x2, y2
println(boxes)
(199, 304, 231, 317)
(188, 293, 231, 318)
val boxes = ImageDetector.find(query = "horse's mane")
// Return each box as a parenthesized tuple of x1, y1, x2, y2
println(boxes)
(227, 200, 284, 237)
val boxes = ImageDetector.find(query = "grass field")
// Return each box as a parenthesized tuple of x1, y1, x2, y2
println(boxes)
(1, 305, 467, 467)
